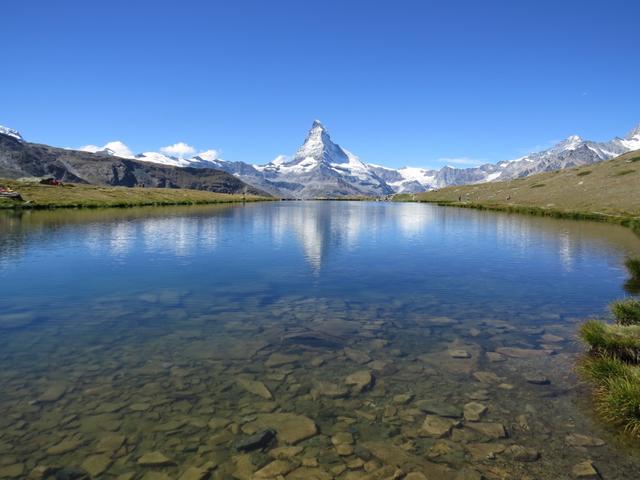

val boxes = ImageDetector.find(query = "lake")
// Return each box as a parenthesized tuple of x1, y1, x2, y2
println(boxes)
(1, 201, 639, 479)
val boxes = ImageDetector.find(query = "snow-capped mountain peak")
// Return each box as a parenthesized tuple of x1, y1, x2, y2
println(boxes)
(626, 124, 640, 140)
(291, 120, 350, 166)
(556, 135, 583, 151)
(0, 125, 23, 142)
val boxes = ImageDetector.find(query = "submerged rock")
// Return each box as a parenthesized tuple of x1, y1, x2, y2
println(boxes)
(254, 460, 295, 478)
(345, 370, 374, 393)
(81, 455, 112, 477)
(465, 421, 507, 439)
(463, 402, 487, 421)
(448, 349, 471, 359)
(565, 434, 605, 447)
(496, 347, 555, 358)
(235, 429, 276, 452)
(236, 378, 273, 400)
(137, 452, 174, 467)
(46, 440, 82, 455)
(244, 413, 317, 444)
(503, 445, 540, 462)
(421, 415, 459, 438)
(572, 460, 601, 479)
(525, 373, 551, 385)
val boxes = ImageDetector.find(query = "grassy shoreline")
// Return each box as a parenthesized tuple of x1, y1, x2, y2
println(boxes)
(0, 179, 275, 210)
(393, 149, 640, 236)
(393, 197, 640, 236)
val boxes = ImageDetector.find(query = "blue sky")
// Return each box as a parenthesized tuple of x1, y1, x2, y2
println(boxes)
(2, 0, 639, 169)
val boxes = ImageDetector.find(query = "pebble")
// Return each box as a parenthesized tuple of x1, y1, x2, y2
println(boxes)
(565, 434, 605, 447)
(448, 349, 471, 359)
(503, 444, 540, 462)
(463, 402, 487, 421)
(421, 415, 459, 437)
(465, 421, 507, 439)
(137, 452, 174, 467)
(572, 460, 601, 479)
(525, 373, 550, 385)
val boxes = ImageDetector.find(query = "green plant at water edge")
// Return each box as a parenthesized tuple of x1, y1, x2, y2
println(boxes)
(624, 256, 640, 294)
(577, 353, 631, 385)
(595, 369, 640, 437)
(611, 299, 640, 326)
(578, 320, 640, 363)
(577, 340, 640, 438)
(625, 257, 640, 280)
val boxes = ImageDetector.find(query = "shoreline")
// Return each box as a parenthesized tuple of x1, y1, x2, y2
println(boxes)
(0, 197, 274, 211)
(395, 197, 640, 236)
(0, 179, 276, 211)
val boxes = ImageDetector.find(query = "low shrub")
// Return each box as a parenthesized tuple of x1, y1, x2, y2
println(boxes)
(595, 369, 640, 437)
(611, 299, 640, 326)
(578, 320, 640, 363)
(625, 257, 640, 280)
(577, 170, 592, 176)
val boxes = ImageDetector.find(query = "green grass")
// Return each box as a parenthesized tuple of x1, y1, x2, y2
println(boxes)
(595, 370, 640, 437)
(0, 179, 273, 210)
(611, 299, 640, 326)
(395, 149, 640, 237)
(577, 354, 631, 385)
(578, 320, 640, 363)
(578, 340, 640, 438)
(625, 257, 640, 279)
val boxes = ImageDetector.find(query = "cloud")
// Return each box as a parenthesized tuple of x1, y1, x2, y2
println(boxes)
(195, 149, 221, 161)
(160, 142, 196, 158)
(79, 141, 134, 158)
(438, 157, 485, 167)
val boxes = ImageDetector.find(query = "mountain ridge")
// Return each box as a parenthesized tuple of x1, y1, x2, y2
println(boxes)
(2, 121, 639, 199)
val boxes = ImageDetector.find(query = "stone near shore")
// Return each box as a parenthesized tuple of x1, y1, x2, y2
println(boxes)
(37, 384, 67, 403)
(235, 429, 276, 452)
(81, 455, 112, 477)
(46, 439, 82, 455)
(565, 434, 605, 447)
(0, 463, 25, 479)
(245, 413, 317, 444)
(137, 452, 175, 467)
(236, 378, 273, 400)
(254, 460, 295, 479)
(525, 373, 550, 385)
(572, 460, 601, 479)
(421, 415, 459, 438)
(503, 445, 540, 462)
(463, 402, 487, 421)
(265, 353, 301, 368)
(465, 421, 507, 439)
(496, 347, 554, 358)
(448, 349, 471, 359)
(345, 370, 374, 393)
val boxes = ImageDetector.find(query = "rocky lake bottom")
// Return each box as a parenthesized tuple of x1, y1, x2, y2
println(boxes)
(1, 202, 640, 479)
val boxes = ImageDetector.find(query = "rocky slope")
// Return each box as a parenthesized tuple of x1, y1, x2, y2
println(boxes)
(0, 133, 268, 196)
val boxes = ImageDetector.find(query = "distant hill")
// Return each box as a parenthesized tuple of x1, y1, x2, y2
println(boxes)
(401, 149, 640, 219)
(0, 132, 268, 197)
